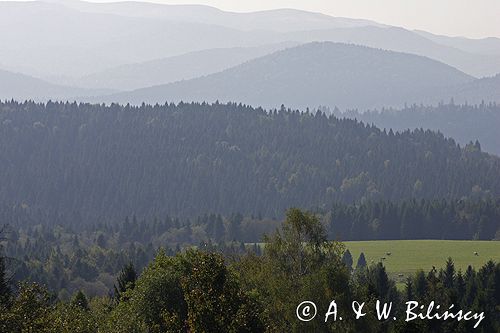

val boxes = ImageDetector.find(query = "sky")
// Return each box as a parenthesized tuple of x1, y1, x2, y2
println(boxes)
(2, 0, 499, 38)
(75, 0, 500, 38)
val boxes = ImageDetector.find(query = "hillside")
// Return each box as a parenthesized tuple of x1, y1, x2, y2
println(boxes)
(341, 103, 500, 156)
(73, 43, 298, 90)
(1, 100, 499, 219)
(101, 42, 475, 110)
(0, 1, 281, 78)
(415, 30, 500, 56)
(452, 73, 500, 104)
(0, 69, 109, 101)
(2, 0, 500, 82)
(285, 26, 500, 77)
(54, 0, 384, 32)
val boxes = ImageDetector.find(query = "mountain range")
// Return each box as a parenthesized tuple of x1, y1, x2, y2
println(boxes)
(1, 0, 500, 112)
(2, 0, 500, 81)
(69, 43, 298, 91)
(0, 69, 110, 101)
(97, 42, 497, 111)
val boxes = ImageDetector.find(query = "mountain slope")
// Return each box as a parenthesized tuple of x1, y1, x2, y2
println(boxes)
(73, 43, 298, 90)
(2, 0, 500, 81)
(0, 1, 281, 78)
(285, 26, 500, 78)
(452, 74, 500, 103)
(49, 0, 384, 32)
(341, 103, 500, 156)
(0, 69, 109, 101)
(1, 100, 499, 218)
(415, 30, 500, 56)
(101, 42, 475, 110)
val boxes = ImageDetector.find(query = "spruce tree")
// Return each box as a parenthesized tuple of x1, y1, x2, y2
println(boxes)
(342, 249, 353, 270)
(114, 262, 137, 301)
(0, 254, 10, 307)
(356, 252, 367, 270)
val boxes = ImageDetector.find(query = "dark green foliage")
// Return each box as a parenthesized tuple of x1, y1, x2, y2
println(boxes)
(0, 101, 499, 220)
(0, 209, 499, 332)
(367, 262, 398, 303)
(71, 290, 90, 310)
(0, 252, 10, 307)
(398, 259, 500, 332)
(342, 249, 353, 270)
(342, 102, 500, 156)
(0, 227, 11, 307)
(328, 198, 500, 240)
(106, 249, 267, 333)
(235, 208, 358, 332)
(356, 252, 367, 269)
(114, 262, 137, 301)
(1, 198, 499, 298)
(0, 282, 53, 333)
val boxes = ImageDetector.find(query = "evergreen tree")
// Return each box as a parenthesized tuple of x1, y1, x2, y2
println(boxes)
(414, 270, 427, 301)
(71, 290, 89, 311)
(356, 252, 367, 270)
(0, 227, 10, 307)
(405, 276, 414, 301)
(114, 262, 137, 301)
(0, 252, 10, 307)
(342, 249, 353, 270)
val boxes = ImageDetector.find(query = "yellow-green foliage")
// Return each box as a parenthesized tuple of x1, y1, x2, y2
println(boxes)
(345, 240, 500, 281)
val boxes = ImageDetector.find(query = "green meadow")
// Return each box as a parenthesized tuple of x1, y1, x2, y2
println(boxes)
(345, 240, 500, 284)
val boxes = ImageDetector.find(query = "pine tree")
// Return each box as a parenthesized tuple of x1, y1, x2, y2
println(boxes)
(356, 252, 367, 270)
(342, 249, 353, 270)
(405, 276, 414, 301)
(114, 262, 137, 301)
(0, 254, 11, 307)
(0, 227, 11, 307)
(71, 290, 89, 310)
(414, 270, 427, 301)
(443, 257, 455, 289)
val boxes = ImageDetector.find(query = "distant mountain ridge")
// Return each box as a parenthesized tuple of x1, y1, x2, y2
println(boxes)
(0, 69, 111, 101)
(98, 42, 476, 110)
(452, 74, 500, 103)
(280, 26, 500, 78)
(68, 43, 299, 90)
(2, 0, 500, 82)
(44, 0, 386, 32)
(414, 30, 500, 56)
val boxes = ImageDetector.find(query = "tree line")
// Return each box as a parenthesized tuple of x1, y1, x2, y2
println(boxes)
(1, 197, 498, 298)
(337, 101, 500, 156)
(1, 209, 499, 332)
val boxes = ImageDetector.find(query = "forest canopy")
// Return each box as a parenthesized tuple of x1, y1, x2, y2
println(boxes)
(0, 100, 499, 220)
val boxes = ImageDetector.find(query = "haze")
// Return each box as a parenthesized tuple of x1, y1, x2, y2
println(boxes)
(6, 0, 494, 38)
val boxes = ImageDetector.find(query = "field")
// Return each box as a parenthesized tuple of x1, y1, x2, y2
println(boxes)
(345, 240, 500, 285)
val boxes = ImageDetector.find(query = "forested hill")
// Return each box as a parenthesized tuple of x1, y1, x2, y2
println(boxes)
(1, 101, 499, 219)
(100, 42, 476, 110)
(0, 69, 109, 101)
(339, 103, 500, 156)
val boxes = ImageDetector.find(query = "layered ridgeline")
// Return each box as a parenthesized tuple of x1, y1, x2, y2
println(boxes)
(338, 102, 500, 156)
(101, 42, 489, 110)
(1, 101, 499, 219)
(75, 43, 298, 91)
(2, 0, 500, 81)
(0, 69, 111, 101)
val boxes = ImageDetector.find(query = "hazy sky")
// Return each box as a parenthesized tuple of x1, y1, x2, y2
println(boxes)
(79, 0, 500, 38)
(2, 0, 499, 38)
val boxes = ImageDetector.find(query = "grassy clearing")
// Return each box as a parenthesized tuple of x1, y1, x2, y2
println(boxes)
(345, 240, 500, 284)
